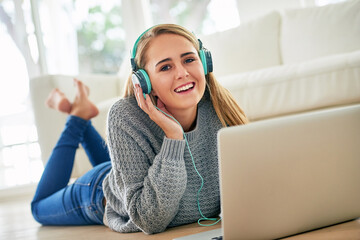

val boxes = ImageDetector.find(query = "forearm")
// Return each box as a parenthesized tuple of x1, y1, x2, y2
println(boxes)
(108, 134, 187, 233)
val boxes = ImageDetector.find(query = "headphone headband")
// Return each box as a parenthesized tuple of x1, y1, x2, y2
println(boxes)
(131, 25, 164, 71)
(130, 25, 208, 71)
(131, 26, 155, 63)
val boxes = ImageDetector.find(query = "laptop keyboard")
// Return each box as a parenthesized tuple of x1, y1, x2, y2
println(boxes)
(211, 236, 223, 240)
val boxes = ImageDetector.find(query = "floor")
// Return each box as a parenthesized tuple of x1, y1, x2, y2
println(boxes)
(1, 195, 360, 240)
(0, 195, 220, 240)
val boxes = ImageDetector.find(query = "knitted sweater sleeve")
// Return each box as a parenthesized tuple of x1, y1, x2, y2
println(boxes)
(105, 99, 188, 234)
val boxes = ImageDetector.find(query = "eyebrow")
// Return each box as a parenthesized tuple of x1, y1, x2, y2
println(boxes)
(155, 52, 196, 67)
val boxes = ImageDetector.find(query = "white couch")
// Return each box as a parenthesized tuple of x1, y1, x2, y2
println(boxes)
(30, 0, 360, 176)
(202, 0, 360, 121)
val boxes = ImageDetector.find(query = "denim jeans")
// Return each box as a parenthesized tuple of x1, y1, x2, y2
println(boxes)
(31, 116, 111, 225)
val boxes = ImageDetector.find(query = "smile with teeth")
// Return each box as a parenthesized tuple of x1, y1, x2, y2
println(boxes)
(174, 83, 195, 93)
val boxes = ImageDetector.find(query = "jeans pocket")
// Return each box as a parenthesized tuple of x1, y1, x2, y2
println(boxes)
(73, 168, 97, 186)
(73, 179, 92, 186)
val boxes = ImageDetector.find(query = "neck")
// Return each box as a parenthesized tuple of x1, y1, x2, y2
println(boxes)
(169, 106, 198, 132)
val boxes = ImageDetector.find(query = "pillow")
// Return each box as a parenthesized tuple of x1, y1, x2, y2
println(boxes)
(281, 0, 360, 64)
(201, 11, 281, 77)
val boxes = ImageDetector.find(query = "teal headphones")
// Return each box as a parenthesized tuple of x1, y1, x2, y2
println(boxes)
(130, 26, 213, 96)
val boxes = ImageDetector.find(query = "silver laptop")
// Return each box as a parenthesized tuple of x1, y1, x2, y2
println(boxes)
(175, 104, 360, 240)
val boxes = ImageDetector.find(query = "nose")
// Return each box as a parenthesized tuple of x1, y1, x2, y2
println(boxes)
(175, 63, 189, 80)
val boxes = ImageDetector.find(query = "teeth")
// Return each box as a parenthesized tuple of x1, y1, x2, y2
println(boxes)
(175, 83, 194, 93)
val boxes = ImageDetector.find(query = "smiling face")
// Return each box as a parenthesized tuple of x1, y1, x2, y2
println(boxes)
(144, 33, 206, 116)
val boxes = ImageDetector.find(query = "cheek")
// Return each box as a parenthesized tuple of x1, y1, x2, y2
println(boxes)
(194, 63, 206, 83)
(198, 73, 207, 89)
(150, 77, 171, 97)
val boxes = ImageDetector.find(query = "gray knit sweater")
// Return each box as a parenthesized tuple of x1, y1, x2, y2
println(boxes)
(102, 92, 223, 234)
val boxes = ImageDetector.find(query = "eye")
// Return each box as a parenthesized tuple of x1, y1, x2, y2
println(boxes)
(185, 58, 195, 64)
(160, 65, 171, 71)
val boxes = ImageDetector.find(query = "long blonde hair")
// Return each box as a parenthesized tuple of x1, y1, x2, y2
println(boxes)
(123, 24, 249, 126)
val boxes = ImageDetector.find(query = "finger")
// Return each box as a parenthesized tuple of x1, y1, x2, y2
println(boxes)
(144, 94, 155, 112)
(135, 85, 148, 112)
(134, 85, 141, 107)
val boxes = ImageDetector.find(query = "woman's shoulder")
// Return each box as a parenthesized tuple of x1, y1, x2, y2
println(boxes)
(107, 96, 160, 132)
(108, 97, 143, 125)
(109, 96, 137, 113)
(107, 96, 164, 142)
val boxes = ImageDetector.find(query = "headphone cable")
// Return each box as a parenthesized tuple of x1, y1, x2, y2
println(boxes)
(155, 106, 222, 226)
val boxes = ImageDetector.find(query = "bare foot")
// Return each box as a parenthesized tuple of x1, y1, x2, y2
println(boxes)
(45, 89, 72, 114)
(70, 79, 99, 120)
(74, 78, 90, 96)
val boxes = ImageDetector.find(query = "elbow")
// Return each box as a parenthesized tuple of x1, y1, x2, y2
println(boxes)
(140, 224, 167, 235)
(133, 210, 172, 234)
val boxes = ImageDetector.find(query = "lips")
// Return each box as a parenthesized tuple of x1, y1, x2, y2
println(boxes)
(174, 82, 195, 93)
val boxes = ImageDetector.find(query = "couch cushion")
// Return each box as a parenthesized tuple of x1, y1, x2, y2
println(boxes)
(48, 74, 121, 104)
(218, 50, 360, 121)
(281, 0, 360, 64)
(201, 11, 281, 77)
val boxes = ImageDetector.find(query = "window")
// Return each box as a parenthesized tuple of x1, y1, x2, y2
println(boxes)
(38, 0, 126, 75)
(149, 0, 240, 35)
(74, 0, 126, 74)
(0, 0, 43, 189)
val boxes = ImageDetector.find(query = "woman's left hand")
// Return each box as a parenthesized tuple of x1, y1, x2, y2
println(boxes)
(134, 84, 184, 140)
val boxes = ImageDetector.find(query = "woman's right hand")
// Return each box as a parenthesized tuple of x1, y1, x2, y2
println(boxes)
(134, 84, 184, 140)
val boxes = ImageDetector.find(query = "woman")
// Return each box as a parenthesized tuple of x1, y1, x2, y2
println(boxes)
(31, 24, 248, 234)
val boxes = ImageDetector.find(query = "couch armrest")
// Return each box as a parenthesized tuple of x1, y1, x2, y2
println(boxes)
(218, 50, 360, 121)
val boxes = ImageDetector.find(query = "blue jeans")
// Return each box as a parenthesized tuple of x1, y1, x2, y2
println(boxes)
(31, 116, 111, 225)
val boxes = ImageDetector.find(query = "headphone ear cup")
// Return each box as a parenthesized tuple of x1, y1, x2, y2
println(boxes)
(199, 49, 213, 74)
(132, 69, 152, 95)
(204, 49, 213, 73)
(199, 49, 208, 75)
